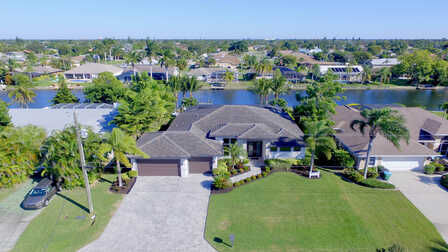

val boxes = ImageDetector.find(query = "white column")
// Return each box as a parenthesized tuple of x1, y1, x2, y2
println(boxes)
(212, 156, 218, 169)
(131, 158, 138, 171)
(180, 158, 189, 177)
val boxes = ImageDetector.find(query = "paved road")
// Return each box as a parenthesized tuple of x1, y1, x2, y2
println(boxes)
(79, 174, 216, 252)
(0, 180, 41, 252)
(390, 171, 448, 243)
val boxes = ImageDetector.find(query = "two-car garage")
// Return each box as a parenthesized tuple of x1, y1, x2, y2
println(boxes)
(137, 157, 212, 176)
(379, 157, 426, 171)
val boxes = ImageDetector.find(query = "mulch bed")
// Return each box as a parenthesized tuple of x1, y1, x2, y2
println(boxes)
(110, 177, 137, 194)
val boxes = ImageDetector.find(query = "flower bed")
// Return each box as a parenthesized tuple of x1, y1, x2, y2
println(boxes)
(110, 177, 137, 194)
(341, 168, 395, 189)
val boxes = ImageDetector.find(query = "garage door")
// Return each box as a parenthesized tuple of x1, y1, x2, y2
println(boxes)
(381, 157, 424, 171)
(189, 157, 211, 174)
(137, 159, 180, 176)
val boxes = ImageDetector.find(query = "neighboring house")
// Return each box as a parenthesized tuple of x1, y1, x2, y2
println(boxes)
(273, 66, 305, 83)
(187, 67, 230, 82)
(319, 64, 364, 83)
(71, 55, 86, 67)
(134, 105, 306, 177)
(9, 103, 117, 134)
(15, 65, 63, 78)
(332, 105, 445, 171)
(117, 65, 178, 82)
(210, 52, 241, 69)
(5, 51, 26, 62)
(64, 63, 123, 83)
(368, 58, 400, 69)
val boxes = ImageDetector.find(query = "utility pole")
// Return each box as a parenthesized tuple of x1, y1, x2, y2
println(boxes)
(73, 111, 95, 222)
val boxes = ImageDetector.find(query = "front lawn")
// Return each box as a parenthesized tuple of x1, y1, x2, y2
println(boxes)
(11, 174, 122, 252)
(205, 171, 446, 251)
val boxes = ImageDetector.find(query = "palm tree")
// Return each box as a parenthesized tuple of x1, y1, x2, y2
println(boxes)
(224, 143, 247, 169)
(8, 85, 36, 108)
(252, 78, 271, 105)
(255, 59, 273, 77)
(440, 102, 448, 119)
(98, 128, 148, 187)
(145, 40, 159, 79)
(167, 75, 182, 107)
(159, 50, 175, 81)
(380, 67, 392, 84)
(304, 121, 336, 178)
(125, 51, 142, 77)
(7, 58, 18, 74)
(270, 69, 288, 100)
(186, 76, 200, 97)
(351, 108, 410, 179)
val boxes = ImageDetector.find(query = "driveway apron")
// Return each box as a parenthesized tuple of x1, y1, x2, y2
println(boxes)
(390, 171, 448, 243)
(79, 174, 215, 252)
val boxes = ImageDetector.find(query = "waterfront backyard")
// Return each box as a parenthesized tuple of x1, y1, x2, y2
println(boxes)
(205, 172, 447, 252)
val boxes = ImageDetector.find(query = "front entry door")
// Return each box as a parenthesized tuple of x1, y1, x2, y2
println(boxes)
(247, 141, 262, 159)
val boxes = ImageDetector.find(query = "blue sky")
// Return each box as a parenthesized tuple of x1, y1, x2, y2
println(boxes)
(2, 0, 447, 39)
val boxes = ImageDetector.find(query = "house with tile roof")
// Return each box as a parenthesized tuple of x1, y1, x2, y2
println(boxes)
(332, 105, 446, 171)
(64, 63, 123, 83)
(134, 105, 305, 177)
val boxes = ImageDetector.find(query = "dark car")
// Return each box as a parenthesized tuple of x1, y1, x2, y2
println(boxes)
(22, 178, 57, 209)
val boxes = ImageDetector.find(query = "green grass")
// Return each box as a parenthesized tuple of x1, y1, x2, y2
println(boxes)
(432, 111, 446, 119)
(0, 180, 30, 202)
(11, 174, 123, 252)
(205, 171, 446, 252)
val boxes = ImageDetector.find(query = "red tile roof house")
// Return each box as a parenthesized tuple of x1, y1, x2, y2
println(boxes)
(332, 105, 447, 171)
(132, 105, 305, 177)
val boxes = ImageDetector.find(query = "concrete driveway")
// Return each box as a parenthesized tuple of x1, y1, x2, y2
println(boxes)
(79, 174, 215, 252)
(0, 180, 41, 252)
(390, 171, 448, 243)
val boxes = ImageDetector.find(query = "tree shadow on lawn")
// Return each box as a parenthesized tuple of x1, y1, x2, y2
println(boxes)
(56, 192, 89, 214)
(429, 239, 448, 252)
(99, 176, 113, 185)
(213, 237, 232, 248)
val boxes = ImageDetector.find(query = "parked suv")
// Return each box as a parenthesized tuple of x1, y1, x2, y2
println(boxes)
(22, 178, 57, 209)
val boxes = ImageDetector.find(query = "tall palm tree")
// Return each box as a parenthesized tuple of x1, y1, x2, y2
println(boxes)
(98, 128, 148, 187)
(7, 58, 18, 74)
(252, 78, 271, 105)
(255, 59, 273, 77)
(8, 85, 36, 108)
(159, 49, 175, 81)
(145, 40, 159, 79)
(125, 51, 142, 77)
(351, 108, 410, 178)
(186, 76, 200, 97)
(167, 75, 182, 107)
(304, 120, 336, 178)
(440, 102, 448, 119)
(270, 69, 288, 100)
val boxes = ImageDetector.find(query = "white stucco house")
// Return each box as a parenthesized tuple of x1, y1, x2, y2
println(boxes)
(134, 105, 305, 177)
(64, 63, 123, 83)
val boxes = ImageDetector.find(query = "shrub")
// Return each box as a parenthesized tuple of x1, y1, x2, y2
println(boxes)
(332, 149, 355, 168)
(265, 167, 271, 173)
(243, 166, 250, 172)
(264, 159, 291, 170)
(218, 158, 232, 169)
(262, 172, 268, 177)
(359, 179, 396, 189)
(257, 174, 262, 179)
(242, 159, 249, 164)
(213, 176, 228, 189)
(232, 169, 238, 175)
(121, 173, 130, 181)
(424, 163, 436, 174)
(343, 168, 364, 183)
(223, 180, 233, 189)
(441, 175, 448, 189)
(128, 170, 138, 178)
(213, 165, 230, 177)
(245, 177, 252, 183)
(251, 175, 256, 180)
(434, 162, 445, 172)
(359, 167, 379, 178)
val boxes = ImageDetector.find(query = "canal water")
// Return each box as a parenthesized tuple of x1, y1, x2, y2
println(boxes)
(1, 89, 447, 110)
